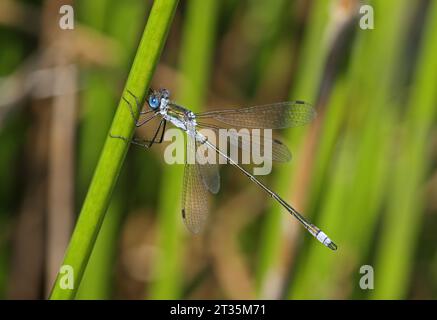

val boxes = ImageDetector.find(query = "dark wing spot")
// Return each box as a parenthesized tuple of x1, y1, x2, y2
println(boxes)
(295, 100, 305, 104)
(273, 138, 284, 145)
(182, 209, 186, 219)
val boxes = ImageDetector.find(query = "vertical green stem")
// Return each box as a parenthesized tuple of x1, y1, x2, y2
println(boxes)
(289, 0, 410, 299)
(75, 0, 150, 300)
(49, 0, 179, 300)
(372, 0, 437, 299)
(255, 0, 332, 296)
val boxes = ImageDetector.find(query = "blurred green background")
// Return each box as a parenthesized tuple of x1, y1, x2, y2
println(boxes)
(0, 0, 436, 299)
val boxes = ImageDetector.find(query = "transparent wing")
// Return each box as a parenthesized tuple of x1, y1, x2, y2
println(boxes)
(181, 135, 210, 234)
(197, 126, 292, 162)
(196, 101, 316, 129)
(196, 140, 220, 194)
(229, 129, 291, 162)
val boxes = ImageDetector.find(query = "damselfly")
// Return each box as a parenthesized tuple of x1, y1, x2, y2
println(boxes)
(111, 88, 337, 251)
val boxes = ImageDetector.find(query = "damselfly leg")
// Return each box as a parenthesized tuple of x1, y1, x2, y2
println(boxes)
(129, 119, 166, 149)
(110, 90, 164, 148)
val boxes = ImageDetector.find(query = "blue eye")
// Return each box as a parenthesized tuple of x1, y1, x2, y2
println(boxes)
(149, 96, 159, 109)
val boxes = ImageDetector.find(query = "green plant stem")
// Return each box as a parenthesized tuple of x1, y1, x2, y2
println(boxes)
(372, 0, 437, 299)
(75, 0, 150, 300)
(255, 0, 331, 296)
(49, 0, 179, 300)
(289, 0, 410, 299)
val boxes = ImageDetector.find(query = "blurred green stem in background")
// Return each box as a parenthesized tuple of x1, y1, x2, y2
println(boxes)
(242, 0, 288, 97)
(289, 0, 410, 299)
(49, 0, 179, 300)
(74, 0, 115, 299)
(255, 0, 332, 297)
(150, 0, 218, 299)
(372, 0, 437, 299)
(0, 19, 30, 297)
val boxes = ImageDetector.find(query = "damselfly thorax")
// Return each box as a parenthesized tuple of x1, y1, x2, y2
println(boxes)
(155, 90, 202, 140)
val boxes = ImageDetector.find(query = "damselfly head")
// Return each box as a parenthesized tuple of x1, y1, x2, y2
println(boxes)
(147, 88, 170, 110)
